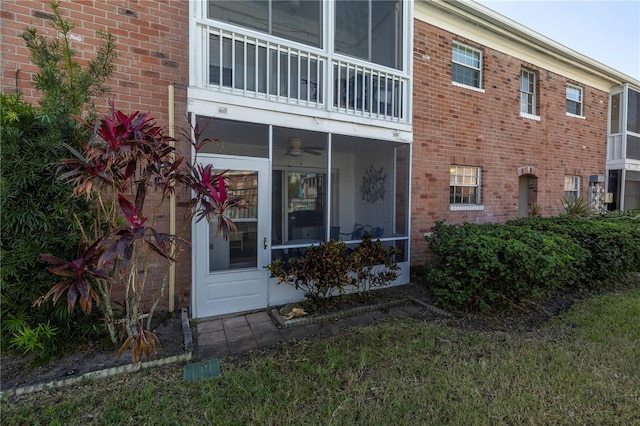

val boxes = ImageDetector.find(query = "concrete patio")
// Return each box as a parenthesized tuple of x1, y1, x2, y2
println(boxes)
(194, 293, 437, 359)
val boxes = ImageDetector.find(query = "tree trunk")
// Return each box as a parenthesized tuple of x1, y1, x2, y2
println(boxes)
(96, 279, 118, 345)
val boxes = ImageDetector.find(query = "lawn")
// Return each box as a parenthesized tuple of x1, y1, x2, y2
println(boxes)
(3, 287, 639, 425)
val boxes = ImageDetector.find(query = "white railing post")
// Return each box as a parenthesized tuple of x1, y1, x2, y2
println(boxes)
(197, 23, 408, 123)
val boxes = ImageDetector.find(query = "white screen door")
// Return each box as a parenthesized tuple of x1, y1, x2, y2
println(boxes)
(193, 156, 270, 318)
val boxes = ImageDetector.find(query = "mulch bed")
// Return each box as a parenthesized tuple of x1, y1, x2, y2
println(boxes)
(0, 312, 188, 391)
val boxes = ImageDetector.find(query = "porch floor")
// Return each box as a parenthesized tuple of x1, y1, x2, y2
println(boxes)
(194, 284, 437, 359)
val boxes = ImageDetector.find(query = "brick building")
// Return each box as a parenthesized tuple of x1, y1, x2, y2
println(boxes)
(2, 1, 638, 318)
(410, 1, 640, 261)
(1, 0, 193, 312)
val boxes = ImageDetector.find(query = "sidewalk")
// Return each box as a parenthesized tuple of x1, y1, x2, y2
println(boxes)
(195, 285, 439, 360)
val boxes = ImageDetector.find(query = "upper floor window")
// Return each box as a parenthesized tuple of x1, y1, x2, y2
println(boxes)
(335, 0, 403, 70)
(452, 42, 482, 89)
(520, 69, 537, 116)
(450, 165, 482, 205)
(564, 175, 581, 202)
(208, 0, 323, 48)
(628, 88, 640, 134)
(566, 85, 583, 116)
(610, 92, 621, 133)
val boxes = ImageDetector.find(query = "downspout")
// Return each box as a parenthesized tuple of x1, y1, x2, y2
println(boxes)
(168, 84, 176, 313)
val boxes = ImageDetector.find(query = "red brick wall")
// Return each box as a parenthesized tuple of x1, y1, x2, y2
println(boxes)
(3, 5, 612, 297)
(1, 1, 192, 311)
(411, 21, 609, 263)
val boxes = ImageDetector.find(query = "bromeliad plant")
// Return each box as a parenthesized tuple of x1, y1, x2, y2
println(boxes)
(36, 105, 244, 362)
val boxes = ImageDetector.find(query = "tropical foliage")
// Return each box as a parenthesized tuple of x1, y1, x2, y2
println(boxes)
(266, 234, 400, 310)
(560, 195, 592, 218)
(350, 234, 401, 300)
(36, 105, 244, 362)
(2, 1, 243, 362)
(1, 2, 116, 360)
(20, 1, 116, 122)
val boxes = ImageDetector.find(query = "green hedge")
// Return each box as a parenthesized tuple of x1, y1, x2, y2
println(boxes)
(426, 214, 639, 312)
(507, 215, 640, 285)
(0, 94, 103, 358)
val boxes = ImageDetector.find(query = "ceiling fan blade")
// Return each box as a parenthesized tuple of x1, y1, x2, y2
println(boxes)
(285, 148, 303, 157)
(305, 149, 322, 156)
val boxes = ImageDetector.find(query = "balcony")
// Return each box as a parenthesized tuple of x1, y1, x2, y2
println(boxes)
(607, 86, 640, 166)
(193, 23, 409, 125)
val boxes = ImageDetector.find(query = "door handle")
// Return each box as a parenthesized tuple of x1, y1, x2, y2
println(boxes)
(264, 237, 268, 250)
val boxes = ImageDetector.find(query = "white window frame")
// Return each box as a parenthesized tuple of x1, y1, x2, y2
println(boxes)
(520, 69, 539, 119)
(564, 175, 581, 201)
(451, 42, 483, 91)
(609, 91, 622, 134)
(334, 0, 405, 70)
(566, 85, 585, 118)
(450, 165, 483, 210)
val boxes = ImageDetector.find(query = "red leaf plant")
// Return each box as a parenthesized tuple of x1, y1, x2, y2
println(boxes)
(187, 163, 246, 239)
(38, 104, 244, 358)
(118, 325, 160, 364)
(37, 238, 108, 315)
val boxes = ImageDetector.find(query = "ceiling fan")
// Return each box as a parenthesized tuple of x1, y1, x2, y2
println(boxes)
(284, 137, 323, 157)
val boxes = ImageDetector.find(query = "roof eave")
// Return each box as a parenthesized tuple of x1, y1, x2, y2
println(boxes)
(420, 0, 640, 89)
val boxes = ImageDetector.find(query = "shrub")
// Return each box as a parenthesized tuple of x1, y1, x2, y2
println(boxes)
(4, 313, 57, 358)
(425, 221, 587, 312)
(560, 196, 592, 218)
(426, 215, 640, 313)
(508, 215, 640, 285)
(34, 106, 244, 362)
(1, 1, 117, 359)
(266, 240, 354, 309)
(0, 94, 104, 358)
(350, 234, 400, 300)
(21, 1, 116, 123)
(266, 235, 401, 310)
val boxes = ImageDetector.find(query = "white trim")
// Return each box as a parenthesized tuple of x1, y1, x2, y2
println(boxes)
(451, 81, 485, 93)
(414, 1, 639, 90)
(450, 204, 484, 211)
(451, 41, 483, 90)
(566, 112, 586, 120)
(405, 2, 414, 126)
(187, 94, 413, 141)
(608, 89, 624, 135)
(449, 165, 482, 205)
(520, 68, 537, 116)
(519, 112, 541, 121)
(566, 84, 584, 117)
(564, 175, 582, 200)
(190, 111, 197, 318)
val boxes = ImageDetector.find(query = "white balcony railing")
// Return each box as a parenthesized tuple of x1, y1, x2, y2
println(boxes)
(197, 24, 408, 124)
(628, 135, 640, 160)
(607, 134, 624, 162)
(332, 60, 404, 120)
(608, 134, 640, 162)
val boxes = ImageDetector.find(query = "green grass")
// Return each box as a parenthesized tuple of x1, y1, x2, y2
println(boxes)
(3, 287, 639, 425)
